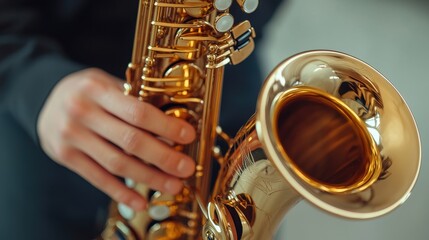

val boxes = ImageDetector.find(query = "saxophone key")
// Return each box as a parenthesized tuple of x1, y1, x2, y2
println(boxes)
(236, 0, 259, 13)
(214, 13, 234, 33)
(213, 0, 233, 11)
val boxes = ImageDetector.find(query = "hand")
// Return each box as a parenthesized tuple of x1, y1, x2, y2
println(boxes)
(37, 68, 196, 211)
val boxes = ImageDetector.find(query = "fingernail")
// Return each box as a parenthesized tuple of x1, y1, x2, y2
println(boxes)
(164, 179, 182, 194)
(177, 158, 195, 177)
(179, 126, 194, 142)
(179, 127, 189, 140)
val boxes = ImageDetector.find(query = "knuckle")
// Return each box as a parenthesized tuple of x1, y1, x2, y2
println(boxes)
(84, 67, 105, 76)
(127, 101, 147, 125)
(78, 69, 108, 94)
(122, 130, 141, 153)
(79, 77, 99, 93)
(58, 119, 76, 140)
(66, 95, 87, 119)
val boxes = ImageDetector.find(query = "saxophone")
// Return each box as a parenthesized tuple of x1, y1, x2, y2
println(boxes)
(102, 0, 258, 239)
(102, 0, 421, 239)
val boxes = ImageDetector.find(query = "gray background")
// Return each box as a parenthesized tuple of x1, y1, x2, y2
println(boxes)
(256, 0, 428, 239)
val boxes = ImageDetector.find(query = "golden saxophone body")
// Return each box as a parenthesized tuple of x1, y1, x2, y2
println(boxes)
(101, 0, 421, 239)
(102, 0, 257, 239)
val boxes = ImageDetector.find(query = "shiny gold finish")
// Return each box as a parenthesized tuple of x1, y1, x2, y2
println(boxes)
(274, 87, 382, 194)
(102, 0, 256, 239)
(203, 50, 420, 239)
(101, 0, 420, 239)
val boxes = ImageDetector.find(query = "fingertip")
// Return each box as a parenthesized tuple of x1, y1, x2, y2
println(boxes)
(177, 157, 196, 178)
(179, 125, 196, 143)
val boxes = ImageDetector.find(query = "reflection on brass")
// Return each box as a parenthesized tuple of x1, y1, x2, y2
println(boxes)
(274, 87, 381, 194)
(101, 0, 256, 239)
(203, 51, 420, 240)
(100, 0, 420, 238)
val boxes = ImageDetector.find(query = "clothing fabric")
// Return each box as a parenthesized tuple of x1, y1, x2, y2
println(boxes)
(0, 0, 281, 239)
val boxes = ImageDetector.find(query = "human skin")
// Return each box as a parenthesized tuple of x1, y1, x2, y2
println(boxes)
(37, 68, 196, 211)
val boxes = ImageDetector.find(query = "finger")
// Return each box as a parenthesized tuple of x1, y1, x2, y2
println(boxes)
(70, 125, 185, 195)
(61, 149, 147, 211)
(92, 88, 196, 144)
(79, 106, 195, 178)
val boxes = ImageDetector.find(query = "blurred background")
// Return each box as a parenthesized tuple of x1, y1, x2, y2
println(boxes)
(256, 0, 428, 239)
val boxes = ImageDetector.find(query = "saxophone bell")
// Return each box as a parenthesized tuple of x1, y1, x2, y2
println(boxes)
(203, 50, 421, 240)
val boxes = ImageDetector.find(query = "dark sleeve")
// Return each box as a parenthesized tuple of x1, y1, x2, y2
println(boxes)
(0, 2, 86, 143)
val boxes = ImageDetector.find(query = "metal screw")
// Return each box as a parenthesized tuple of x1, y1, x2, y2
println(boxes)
(205, 230, 215, 240)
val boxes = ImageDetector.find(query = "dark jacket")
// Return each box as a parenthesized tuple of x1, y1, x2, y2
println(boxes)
(0, 0, 282, 239)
